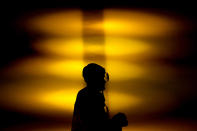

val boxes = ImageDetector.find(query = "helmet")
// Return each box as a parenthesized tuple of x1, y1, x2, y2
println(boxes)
(83, 63, 109, 86)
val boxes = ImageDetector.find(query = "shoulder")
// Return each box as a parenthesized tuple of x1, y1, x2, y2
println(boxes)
(75, 88, 89, 108)
(76, 87, 88, 99)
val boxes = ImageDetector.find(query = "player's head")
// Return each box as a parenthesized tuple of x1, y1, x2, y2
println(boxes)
(83, 63, 109, 91)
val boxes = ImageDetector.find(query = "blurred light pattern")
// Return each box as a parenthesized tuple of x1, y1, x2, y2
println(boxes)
(34, 38, 84, 58)
(34, 37, 151, 58)
(0, 8, 193, 131)
(106, 60, 145, 80)
(105, 37, 151, 57)
(103, 9, 180, 37)
(24, 10, 83, 36)
(0, 79, 140, 114)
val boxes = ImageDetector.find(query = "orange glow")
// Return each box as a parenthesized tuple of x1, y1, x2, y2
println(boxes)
(0, 84, 141, 114)
(1, 8, 182, 115)
(5, 57, 146, 81)
(75, 9, 181, 37)
(40, 89, 140, 113)
(103, 9, 180, 37)
(34, 37, 151, 58)
(106, 60, 145, 80)
(0, 9, 189, 131)
(108, 91, 141, 112)
(34, 38, 84, 58)
(105, 37, 151, 57)
(24, 10, 83, 36)
(38, 89, 79, 112)
(0, 84, 81, 113)
(6, 58, 85, 79)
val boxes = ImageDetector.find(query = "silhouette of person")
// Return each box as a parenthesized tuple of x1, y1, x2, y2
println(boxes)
(71, 63, 128, 131)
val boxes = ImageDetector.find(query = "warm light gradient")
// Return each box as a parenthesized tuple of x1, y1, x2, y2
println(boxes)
(1, 8, 193, 131)
(24, 10, 83, 36)
(34, 38, 84, 58)
(103, 9, 181, 37)
(34, 37, 151, 58)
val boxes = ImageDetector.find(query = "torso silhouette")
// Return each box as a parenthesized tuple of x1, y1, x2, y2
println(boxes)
(71, 87, 112, 131)
(71, 63, 126, 131)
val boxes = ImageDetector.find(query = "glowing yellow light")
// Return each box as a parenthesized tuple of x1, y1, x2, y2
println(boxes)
(8, 58, 86, 79)
(84, 43, 105, 54)
(33, 37, 151, 58)
(81, 9, 180, 37)
(108, 91, 141, 112)
(15, 57, 140, 82)
(1, 9, 186, 125)
(84, 22, 103, 30)
(39, 89, 140, 113)
(6, 58, 145, 81)
(39, 89, 79, 112)
(24, 10, 83, 36)
(34, 38, 83, 58)
(45, 60, 85, 78)
(0, 85, 81, 113)
(0, 84, 141, 114)
(106, 37, 151, 57)
(103, 9, 180, 37)
(106, 60, 145, 80)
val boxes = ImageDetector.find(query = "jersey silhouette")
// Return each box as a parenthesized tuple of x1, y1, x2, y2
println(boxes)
(71, 63, 128, 131)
